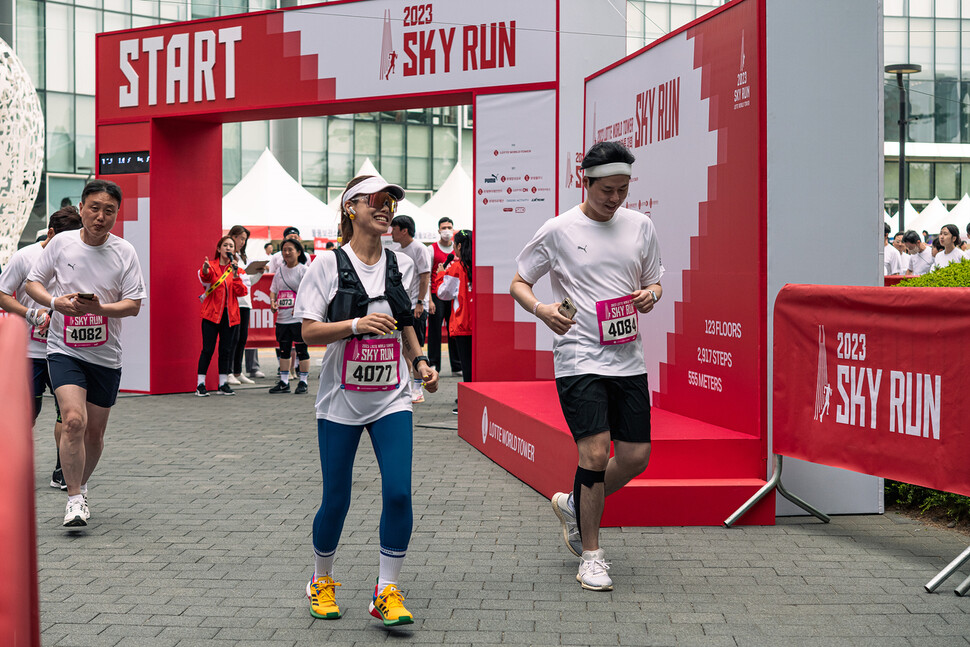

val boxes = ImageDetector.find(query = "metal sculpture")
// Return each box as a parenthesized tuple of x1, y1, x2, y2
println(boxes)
(0, 37, 44, 267)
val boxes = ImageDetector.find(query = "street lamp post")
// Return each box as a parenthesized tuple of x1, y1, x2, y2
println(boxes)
(885, 63, 922, 231)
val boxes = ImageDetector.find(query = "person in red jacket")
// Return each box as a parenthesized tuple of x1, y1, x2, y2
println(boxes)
(196, 236, 248, 396)
(436, 229, 472, 414)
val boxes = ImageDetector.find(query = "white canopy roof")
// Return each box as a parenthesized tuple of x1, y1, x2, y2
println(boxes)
(884, 200, 919, 236)
(421, 163, 473, 234)
(223, 148, 338, 240)
(948, 194, 970, 232)
(909, 196, 950, 234)
(328, 158, 440, 242)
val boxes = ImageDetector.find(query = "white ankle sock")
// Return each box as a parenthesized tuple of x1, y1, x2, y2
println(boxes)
(197, 374, 205, 385)
(280, 373, 290, 385)
(218, 374, 228, 386)
(80, 483, 88, 495)
(68, 494, 84, 504)
(378, 548, 406, 593)
(299, 372, 308, 382)
(314, 548, 335, 579)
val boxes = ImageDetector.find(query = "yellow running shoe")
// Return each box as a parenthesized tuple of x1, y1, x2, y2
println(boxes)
(368, 581, 414, 627)
(306, 575, 342, 619)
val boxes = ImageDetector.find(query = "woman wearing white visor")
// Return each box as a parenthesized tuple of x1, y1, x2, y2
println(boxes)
(294, 174, 439, 627)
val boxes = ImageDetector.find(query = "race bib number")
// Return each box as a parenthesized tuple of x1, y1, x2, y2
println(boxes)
(30, 325, 48, 343)
(64, 314, 108, 348)
(341, 337, 401, 392)
(596, 295, 638, 345)
(277, 290, 296, 310)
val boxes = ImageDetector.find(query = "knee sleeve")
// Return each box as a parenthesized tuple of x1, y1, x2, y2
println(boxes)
(279, 343, 292, 360)
(296, 344, 310, 361)
(573, 466, 605, 542)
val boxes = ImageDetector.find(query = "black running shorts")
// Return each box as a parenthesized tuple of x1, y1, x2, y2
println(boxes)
(555, 373, 651, 443)
(47, 353, 123, 408)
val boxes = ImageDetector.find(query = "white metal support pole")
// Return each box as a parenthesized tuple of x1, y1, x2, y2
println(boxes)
(924, 546, 970, 594)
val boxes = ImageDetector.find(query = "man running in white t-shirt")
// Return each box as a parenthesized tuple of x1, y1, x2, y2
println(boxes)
(26, 179, 147, 528)
(511, 141, 663, 592)
(0, 206, 83, 490)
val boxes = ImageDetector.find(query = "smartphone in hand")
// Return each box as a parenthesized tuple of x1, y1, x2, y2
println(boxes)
(558, 297, 577, 320)
(77, 293, 95, 300)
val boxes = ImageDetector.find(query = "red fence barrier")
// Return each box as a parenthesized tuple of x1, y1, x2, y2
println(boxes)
(773, 284, 970, 497)
(0, 318, 41, 647)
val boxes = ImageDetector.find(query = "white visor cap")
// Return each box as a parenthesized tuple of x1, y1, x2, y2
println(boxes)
(341, 175, 405, 208)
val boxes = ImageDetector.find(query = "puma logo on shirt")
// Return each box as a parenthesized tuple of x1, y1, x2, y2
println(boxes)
(67, 263, 76, 270)
(577, 245, 588, 253)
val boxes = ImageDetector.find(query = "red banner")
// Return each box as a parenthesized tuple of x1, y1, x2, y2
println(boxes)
(773, 284, 970, 497)
(246, 273, 277, 348)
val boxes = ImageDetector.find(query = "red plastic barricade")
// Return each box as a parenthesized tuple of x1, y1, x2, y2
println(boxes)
(0, 318, 41, 647)
(773, 284, 970, 497)
(246, 272, 277, 348)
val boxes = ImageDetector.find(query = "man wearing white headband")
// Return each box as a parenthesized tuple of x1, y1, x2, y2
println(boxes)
(510, 141, 664, 592)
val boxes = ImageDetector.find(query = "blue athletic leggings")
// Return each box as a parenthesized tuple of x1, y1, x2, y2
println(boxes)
(313, 411, 413, 555)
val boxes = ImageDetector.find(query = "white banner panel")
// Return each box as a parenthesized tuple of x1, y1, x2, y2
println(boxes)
(283, 0, 557, 99)
(584, 31, 718, 398)
(476, 90, 558, 356)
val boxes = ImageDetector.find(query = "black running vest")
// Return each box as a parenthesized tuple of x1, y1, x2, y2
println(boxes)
(326, 247, 414, 339)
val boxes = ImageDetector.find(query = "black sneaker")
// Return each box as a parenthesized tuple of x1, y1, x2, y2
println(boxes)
(269, 381, 290, 394)
(295, 381, 308, 395)
(196, 383, 209, 397)
(452, 407, 459, 415)
(218, 383, 235, 395)
(50, 468, 66, 490)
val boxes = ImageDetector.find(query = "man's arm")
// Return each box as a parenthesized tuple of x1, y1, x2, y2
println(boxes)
(0, 291, 29, 318)
(509, 272, 574, 335)
(415, 271, 430, 317)
(632, 283, 663, 314)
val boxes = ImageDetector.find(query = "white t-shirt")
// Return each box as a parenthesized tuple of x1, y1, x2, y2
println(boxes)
(516, 205, 664, 378)
(934, 247, 966, 269)
(27, 230, 147, 369)
(271, 262, 309, 325)
(394, 240, 432, 306)
(268, 250, 309, 275)
(883, 243, 904, 276)
(235, 253, 253, 309)
(908, 247, 934, 275)
(0, 242, 48, 359)
(294, 246, 418, 425)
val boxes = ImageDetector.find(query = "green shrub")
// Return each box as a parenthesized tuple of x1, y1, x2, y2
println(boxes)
(888, 258, 970, 521)
(895, 257, 970, 287)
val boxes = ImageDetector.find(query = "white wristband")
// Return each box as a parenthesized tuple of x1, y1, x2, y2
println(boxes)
(50, 295, 57, 311)
(351, 317, 360, 335)
(532, 301, 541, 316)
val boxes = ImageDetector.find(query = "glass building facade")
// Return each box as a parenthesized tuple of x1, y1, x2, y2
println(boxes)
(3, 0, 967, 243)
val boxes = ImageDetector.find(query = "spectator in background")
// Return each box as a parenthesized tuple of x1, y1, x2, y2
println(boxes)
(391, 215, 432, 404)
(884, 223, 904, 276)
(269, 227, 306, 274)
(227, 226, 256, 386)
(196, 236, 248, 396)
(923, 230, 931, 244)
(428, 217, 462, 375)
(437, 230, 473, 415)
(932, 237, 944, 257)
(934, 224, 967, 269)
(892, 231, 911, 269)
(269, 239, 310, 394)
(264, 242, 274, 257)
(962, 223, 970, 252)
(902, 230, 934, 276)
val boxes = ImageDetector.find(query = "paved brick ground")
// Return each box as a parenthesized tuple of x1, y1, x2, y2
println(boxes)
(32, 354, 970, 646)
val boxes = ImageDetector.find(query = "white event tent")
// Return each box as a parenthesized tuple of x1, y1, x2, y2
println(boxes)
(908, 196, 949, 234)
(421, 163, 474, 234)
(223, 148, 339, 256)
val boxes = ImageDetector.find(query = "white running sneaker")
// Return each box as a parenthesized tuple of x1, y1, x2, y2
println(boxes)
(63, 499, 87, 527)
(227, 374, 241, 385)
(552, 492, 582, 558)
(251, 370, 266, 379)
(236, 373, 254, 384)
(577, 549, 613, 591)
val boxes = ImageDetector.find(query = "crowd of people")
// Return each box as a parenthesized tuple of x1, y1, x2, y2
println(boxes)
(885, 223, 970, 276)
